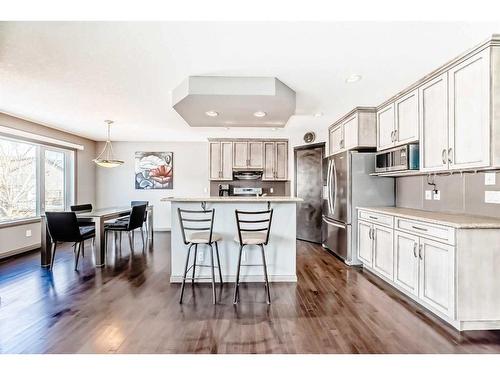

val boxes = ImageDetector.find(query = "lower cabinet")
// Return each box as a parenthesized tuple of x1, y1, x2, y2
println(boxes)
(419, 237, 455, 318)
(358, 217, 456, 321)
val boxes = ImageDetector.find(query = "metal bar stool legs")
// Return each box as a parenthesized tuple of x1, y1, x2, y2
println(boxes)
(260, 244, 271, 304)
(215, 241, 223, 284)
(179, 244, 193, 303)
(233, 245, 243, 304)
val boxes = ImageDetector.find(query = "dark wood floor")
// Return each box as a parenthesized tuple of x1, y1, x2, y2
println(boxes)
(1, 232, 500, 354)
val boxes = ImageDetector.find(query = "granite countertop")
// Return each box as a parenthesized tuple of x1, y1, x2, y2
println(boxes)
(357, 206, 500, 229)
(161, 196, 303, 203)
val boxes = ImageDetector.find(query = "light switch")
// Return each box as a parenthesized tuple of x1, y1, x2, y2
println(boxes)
(425, 190, 432, 200)
(203, 187, 208, 193)
(485, 173, 496, 186)
(485, 191, 500, 204)
(25, 229, 32, 237)
(433, 190, 441, 200)
(270, 187, 274, 194)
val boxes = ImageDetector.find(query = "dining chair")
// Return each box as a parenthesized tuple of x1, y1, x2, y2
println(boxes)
(70, 203, 95, 256)
(104, 204, 148, 255)
(178, 208, 223, 304)
(233, 209, 274, 305)
(45, 212, 96, 271)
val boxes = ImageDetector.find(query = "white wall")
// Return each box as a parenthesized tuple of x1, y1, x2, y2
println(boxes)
(96, 141, 209, 230)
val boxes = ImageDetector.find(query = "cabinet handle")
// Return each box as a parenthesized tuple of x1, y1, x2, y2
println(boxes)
(411, 225, 428, 232)
(441, 149, 447, 165)
(340, 139, 344, 149)
(413, 242, 418, 258)
(391, 130, 395, 142)
(418, 244, 423, 260)
(372, 228, 376, 241)
(369, 216, 378, 220)
(448, 148, 453, 164)
(394, 129, 398, 142)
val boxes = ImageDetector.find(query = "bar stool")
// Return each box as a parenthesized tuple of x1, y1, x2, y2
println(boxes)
(178, 208, 223, 304)
(233, 209, 274, 305)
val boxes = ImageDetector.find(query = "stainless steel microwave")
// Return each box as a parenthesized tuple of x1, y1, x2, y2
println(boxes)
(375, 144, 419, 173)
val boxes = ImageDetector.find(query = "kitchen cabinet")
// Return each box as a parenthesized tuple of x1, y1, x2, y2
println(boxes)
(419, 73, 449, 172)
(372, 225, 394, 280)
(394, 90, 419, 146)
(448, 48, 490, 170)
(377, 103, 395, 151)
(329, 124, 344, 155)
(418, 237, 455, 318)
(328, 108, 377, 156)
(394, 230, 420, 297)
(209, 141, 233, 180)
(357, 220, 373, 267)
(233, 141, 264, 169)
(263, 141, 288, 181)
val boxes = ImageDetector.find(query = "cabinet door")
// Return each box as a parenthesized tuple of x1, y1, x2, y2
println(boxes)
(263, 142, 276, 180)
(220, 142, 233, 180)
(419, 238, 455, 318)
(394, 231, 419, 297)
(343, 115, 358, 150)
(209, 142, 222, 180)
(329, 125, 344, 154)
(395, 90, 419, 145)
(248, 141, 263, 169)
(448, 49, 490, 170)
(372, 225, 394, 280)
(419, 73, 449, 172)
(275, 142, 288, 180)
(357, 221, 373, 267)
(233, 142, 248, 169)
(377, 104, 395, 150)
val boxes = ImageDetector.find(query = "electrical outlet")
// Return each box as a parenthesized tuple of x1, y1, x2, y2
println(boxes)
(485, 173, 496, 186)
(425, 190, 432, 200)
(485, 191, 500, 204)
(25, 229, 32, 237)
(269, 187, 274, 194)
(433, 190, 441, 200)
(203, 187, 208, 193)
(198, 250, 204, 262)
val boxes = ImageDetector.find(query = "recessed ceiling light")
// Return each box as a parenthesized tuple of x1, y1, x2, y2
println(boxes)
(253, 111, 267, 118)
(314, 112, 323, 117)
(345, 74, 362, 83)
(205, 110, 219, 117)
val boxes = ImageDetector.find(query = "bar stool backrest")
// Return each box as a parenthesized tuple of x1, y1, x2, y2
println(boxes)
(70, 204, 93, 213)
(235, 209, 274, 245)
(177, 208, 215, 245)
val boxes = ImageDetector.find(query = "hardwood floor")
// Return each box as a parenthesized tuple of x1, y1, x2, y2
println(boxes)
(1, 232, 500, 354)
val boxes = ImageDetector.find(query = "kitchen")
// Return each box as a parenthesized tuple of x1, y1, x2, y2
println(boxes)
(2, 17, 500, 367)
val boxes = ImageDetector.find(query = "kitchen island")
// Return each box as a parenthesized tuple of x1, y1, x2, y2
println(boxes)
(161, 196, 302, 283)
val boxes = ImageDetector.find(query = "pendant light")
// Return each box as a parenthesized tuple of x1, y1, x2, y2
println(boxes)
(93, 120, 124, 168)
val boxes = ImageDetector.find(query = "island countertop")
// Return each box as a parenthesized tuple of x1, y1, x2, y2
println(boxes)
(161, 196, 303, 203)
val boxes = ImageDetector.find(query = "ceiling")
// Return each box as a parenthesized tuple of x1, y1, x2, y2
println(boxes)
(0, 21, 498, 142)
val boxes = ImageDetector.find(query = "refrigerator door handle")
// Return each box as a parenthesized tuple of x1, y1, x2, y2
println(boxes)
(322, 216, 346, 229)
(326, 159, 334, 214)
(331, 158, 337, 216)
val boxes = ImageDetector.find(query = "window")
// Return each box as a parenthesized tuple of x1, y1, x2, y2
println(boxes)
(0, 136, 75, 223)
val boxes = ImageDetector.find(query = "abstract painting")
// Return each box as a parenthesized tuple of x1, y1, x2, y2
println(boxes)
(135, 151, 173, 189)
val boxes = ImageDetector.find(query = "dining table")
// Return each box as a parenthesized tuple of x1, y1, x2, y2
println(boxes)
(40, 205, 154, 268)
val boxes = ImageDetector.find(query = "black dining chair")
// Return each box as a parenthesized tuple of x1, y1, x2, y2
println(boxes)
(104, 204, 148, 254)
(115, 201, 149, 238)
(70, 203, 95, 256)
(45, 212, 96, 271)
(233, 209, 274, 305)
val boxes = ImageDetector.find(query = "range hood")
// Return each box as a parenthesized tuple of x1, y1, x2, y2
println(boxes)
(172, 76, 296, 128)
(233, 170, 263, 180)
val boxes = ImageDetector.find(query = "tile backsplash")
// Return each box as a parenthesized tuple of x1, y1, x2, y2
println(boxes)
(396, 172, 500, 218)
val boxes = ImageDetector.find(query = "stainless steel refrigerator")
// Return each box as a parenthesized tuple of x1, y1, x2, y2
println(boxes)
(322, 151, 394, 265)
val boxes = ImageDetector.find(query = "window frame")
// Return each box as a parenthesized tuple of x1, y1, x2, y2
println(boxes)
(0, 134, 76, 224)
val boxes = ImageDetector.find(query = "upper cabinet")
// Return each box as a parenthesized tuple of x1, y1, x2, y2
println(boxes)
(209, 138, 288, 181)
(233, 141, 264, 169)
(209, 141, 233, 180)
(377, 90, 419, 151)
(263, 141, 288, 181)
(369, 35, 500, 174)
(328, 108, 377, 156)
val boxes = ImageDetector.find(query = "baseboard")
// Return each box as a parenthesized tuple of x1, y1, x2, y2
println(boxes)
(0, 243, 40, 259)
(170, 274, 297, 283)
